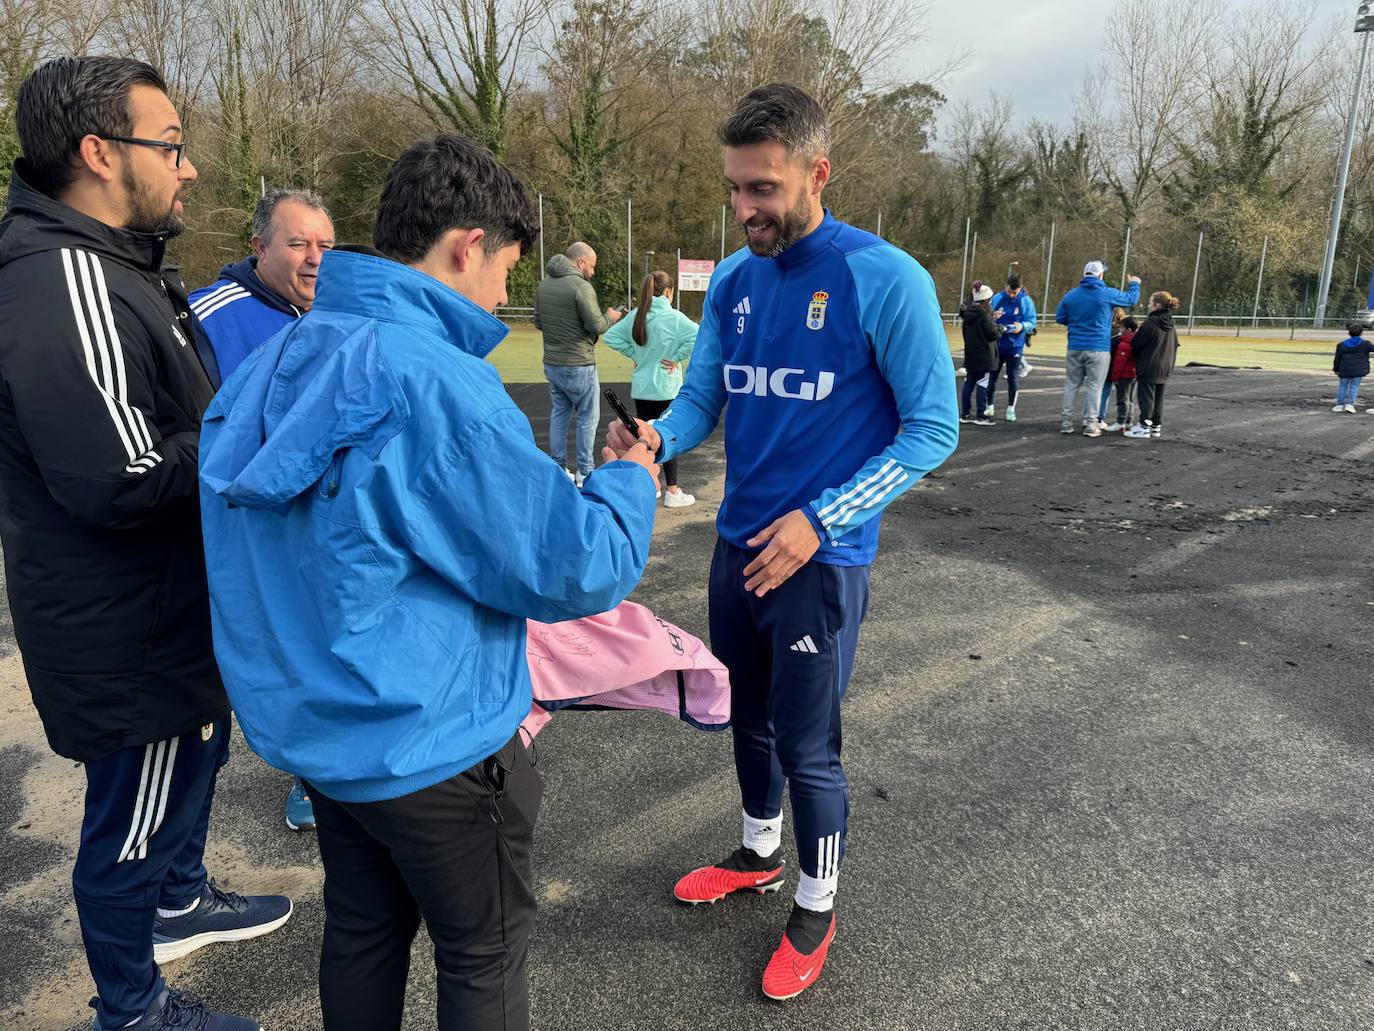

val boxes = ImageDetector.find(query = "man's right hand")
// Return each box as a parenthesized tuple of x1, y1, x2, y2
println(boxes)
(605, 307, 624, 323)
(607, 418, 661, 457)
(599, 440, 661, 490)
(1127, 275, 1142, 285)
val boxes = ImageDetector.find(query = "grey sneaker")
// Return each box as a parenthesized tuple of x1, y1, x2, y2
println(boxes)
(1083, 422, 1102, 437)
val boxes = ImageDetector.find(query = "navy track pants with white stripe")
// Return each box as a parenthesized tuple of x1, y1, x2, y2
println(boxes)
(74, 715, 229, 1027)
(708, 538, 870, 881)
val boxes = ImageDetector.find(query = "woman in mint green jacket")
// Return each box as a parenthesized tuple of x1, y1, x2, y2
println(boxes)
(604, 270, 699, 507)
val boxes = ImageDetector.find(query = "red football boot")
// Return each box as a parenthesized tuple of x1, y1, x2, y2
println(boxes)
(762, 906, 836, 1000)
(673, 846, 785, 904)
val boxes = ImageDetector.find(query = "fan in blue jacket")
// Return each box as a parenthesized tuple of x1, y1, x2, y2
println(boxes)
(201, 136, 661, 1028)
(1055, 260, 1141, 433)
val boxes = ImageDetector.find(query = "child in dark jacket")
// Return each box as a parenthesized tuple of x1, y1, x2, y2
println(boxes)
(1332, 323, 1374, 413)
(1104, 317, 1138, 431)
(959, 282, 1001, 426)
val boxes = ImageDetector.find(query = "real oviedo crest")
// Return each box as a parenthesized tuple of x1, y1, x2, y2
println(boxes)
(806, 291, 829, 331)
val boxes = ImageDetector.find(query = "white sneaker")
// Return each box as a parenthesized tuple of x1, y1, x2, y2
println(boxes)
(1083, 422, 1102, 437)
(1124, 424, 1151, 439)
(1020, 361, 1033, 377)
(1333, 404, 1347, 412)
(1346, 404, 1357, 413)
(664, 490, 696, 508)
(1103, 422, 1124, 433)
(574, 472, 587, 488)
(983, 405, 995, 418)
(564, 468, 576, 482)
(1059, 424, 1075, 434)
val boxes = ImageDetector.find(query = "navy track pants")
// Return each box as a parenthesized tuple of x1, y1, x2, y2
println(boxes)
(708, 537, 870, 880)
(75, 715, 229, 1026)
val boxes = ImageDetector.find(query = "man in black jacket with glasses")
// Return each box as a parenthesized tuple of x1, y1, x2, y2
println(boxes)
(0, 56, 289, 1031)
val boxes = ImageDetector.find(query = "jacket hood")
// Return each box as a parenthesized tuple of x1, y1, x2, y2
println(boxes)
(217, 255, 300, 316)
(1077, 275, 1107, 290)
(201, 248, 507, 510)
(1148, 308, 1175, 330)
(960, 303, 989, 323)
(546, 253, 584, 278)
(0, 161, 168, 272)
(1342, 336, 1369, 348)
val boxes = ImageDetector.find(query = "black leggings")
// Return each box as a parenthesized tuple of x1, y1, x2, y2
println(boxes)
(635, 396, 678, 486)
(1137, 382, 1166, 425)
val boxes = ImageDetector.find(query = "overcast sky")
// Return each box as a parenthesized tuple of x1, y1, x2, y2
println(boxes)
(908, 0, 1357, 137)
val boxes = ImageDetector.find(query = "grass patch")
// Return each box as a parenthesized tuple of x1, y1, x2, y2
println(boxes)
(485, 321, 1339, 383)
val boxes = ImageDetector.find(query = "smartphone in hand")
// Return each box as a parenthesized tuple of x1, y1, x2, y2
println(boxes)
(603, 387, 641, 441)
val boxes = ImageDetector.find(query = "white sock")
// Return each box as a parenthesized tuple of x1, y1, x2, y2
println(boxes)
(156, 897, 199, 919)
(742, 809, 783, 857)
(795, 870, 838, 913)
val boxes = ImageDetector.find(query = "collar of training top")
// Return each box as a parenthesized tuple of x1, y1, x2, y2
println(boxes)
(771, 209, 842, 270)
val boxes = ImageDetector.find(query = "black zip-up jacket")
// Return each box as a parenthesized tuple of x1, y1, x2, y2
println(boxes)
(1129, 309, 1180, 385)
(959, 303, 1001, 375)
(0, 164, 228, 761)
(1333, 337, 1374, 378)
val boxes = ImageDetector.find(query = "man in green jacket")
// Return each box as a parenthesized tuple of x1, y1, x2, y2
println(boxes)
(534, 242, 621, 485)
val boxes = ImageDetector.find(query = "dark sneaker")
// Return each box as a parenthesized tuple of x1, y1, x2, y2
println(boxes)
(674, 846, 785, 904)
(153, 880, 292, 963)
(90, 987, 260, 1030)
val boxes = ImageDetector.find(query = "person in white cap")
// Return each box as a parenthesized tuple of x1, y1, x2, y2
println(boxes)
(1054, 260, 1140, 436)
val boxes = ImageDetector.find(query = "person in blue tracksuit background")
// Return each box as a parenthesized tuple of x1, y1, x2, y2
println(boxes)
(189, 188, 335, 382)
(200, 134, 660, 1031)
(1055, 260, 1141, 436)
(189, 186, 335, 834)
(607, 84, 958, 1001)
(986, 272, 1037, 421)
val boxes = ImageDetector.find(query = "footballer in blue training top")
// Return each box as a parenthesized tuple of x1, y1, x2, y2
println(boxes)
(607, 83, 959, 1000)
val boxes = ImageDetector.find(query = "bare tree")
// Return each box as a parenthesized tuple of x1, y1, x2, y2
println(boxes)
(370, 0, 548, 156)
(1094, 0, 1224, 245)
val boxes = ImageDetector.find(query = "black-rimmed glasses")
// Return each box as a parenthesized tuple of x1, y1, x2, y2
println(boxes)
(97, 135, 186, 167)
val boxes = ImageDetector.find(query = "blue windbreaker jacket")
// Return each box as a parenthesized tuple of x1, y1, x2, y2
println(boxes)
(990, 289, 1037, 356)
(1055, 276, 1141, 352)
(189, 256, 301, 380)
(653, 211, 958, 566)
(199, 249, 657, 803)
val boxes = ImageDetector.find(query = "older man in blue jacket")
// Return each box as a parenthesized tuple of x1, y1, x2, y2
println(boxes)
(199, 135, 660, 1031)
(1056, 260, 1140, 436)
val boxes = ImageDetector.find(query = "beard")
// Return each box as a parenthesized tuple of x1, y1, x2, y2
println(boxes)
(742, 190, 815, 258)
(121, 163, 186, 238)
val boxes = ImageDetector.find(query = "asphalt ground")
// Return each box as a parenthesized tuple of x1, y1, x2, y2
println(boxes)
(2, 355, 1373, 1030)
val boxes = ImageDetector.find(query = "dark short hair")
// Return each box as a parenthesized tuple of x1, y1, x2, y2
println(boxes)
(1349, 322, 1366, 336)
(1122, 317, 1139, 330)
(253, 187, 331, 243)
(720, 83, 830, 157)
(373, 134, 538, 263)
(16, 56, 169, 197)
(1006, 273, 1021, 290)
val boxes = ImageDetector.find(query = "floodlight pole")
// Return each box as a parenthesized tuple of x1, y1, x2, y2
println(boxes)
(538, 193, 545, 279)
(1119, 225, 1132, 289)
(1043, 220, 1056, 305)
(720, 205, 727, 262)
(675, 248, 681, 308)
(1187, 231, 1203, 334)
(958, 217, 971, 308)
(1252, 235, 1269, 328)
(1316, 15, 1373, 327)
(626, 200, 633, 310)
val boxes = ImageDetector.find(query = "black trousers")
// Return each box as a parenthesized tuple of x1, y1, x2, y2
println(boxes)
(634, 396, 678, 486)
(1138, 381, 1166, 425)
(306, 732, 542, 1031)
